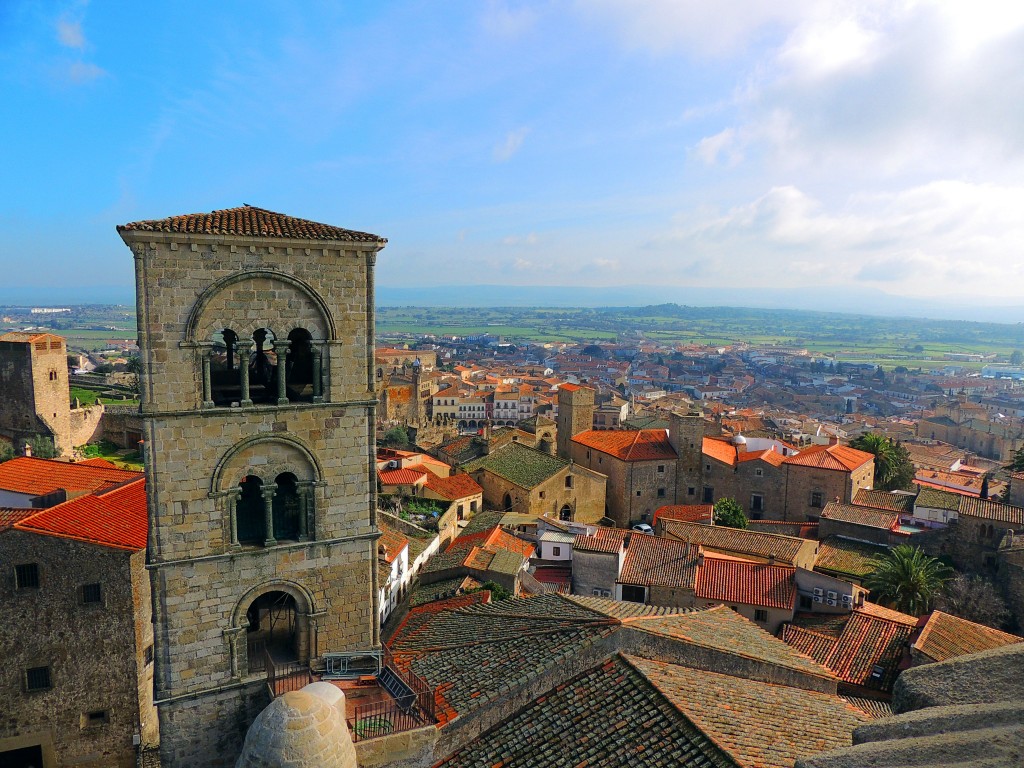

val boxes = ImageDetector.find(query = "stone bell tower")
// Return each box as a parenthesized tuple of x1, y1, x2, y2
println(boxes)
(118, 206, 386, 767)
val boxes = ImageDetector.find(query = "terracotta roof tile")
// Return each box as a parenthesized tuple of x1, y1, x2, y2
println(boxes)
(702, 436, 738, 466)
(784, 444, 874, 472)
(572, 527, 627, 553)
(14, 478, 147, 550)
(0, 508, 34, 532)
(629, 655, 867, 768)
(377, 523, 409, 564)
(696, 556, 796, 610)
(913, 611, 1023, 662)
(853, 489, 916, 513)
(423, 473, 482, 501)
(117, 205, 385, 243)
(618, 534, 700, 589)
(572, 429, 677, 462)
(652, 504, 714, 525)
(821, 502, 899, 531)
(956, 496, 1024, 526)
(377, 467, 427, 486)
(663, 519, 811, 564)
(0, 457, 142, 498)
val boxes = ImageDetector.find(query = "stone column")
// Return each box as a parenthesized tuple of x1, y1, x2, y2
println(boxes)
(261, 483, 278, 547)
(201, 348, 214, 408)
(296, 482, 312, 541)
(237, 340, 253, 406)
(312, 346, 323, 403)
(226, 488, 242, 548)
(273, 340, 291, 405)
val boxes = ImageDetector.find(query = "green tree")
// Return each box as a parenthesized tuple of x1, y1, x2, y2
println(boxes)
(380, 426, 410, 447)
(713, 497, 747, 529)
(0, 441, 14, 463)
(1004, 446, 1024, 473)
(125, 354, 142, 396)
(864, 544, 952, 616)
(1011, 350, 1023, 366)
(850, 433, 915, 491)
(468, 580, 512, 600)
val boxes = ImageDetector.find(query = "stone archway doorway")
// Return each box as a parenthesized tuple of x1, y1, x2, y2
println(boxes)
(246, 590, 300, 670)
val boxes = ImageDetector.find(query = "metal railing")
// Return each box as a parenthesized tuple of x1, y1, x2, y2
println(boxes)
(345, 687, 435, 742)
(265, 650, 313, 697)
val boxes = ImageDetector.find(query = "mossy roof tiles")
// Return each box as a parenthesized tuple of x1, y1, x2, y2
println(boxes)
(853, 489, 916, 513)
(463, 442, 568, 489)
(436, 654, 733, 768)
(814, 536, 889, 579)
(618, 534, 700, 588)
(820, 502, 898, 531)
(913, 486, 962, 511)
(630, 656, 867, 768)
(662, 519, 810, 564)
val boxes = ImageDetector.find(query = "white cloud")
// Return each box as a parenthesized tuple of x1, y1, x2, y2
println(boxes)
(480, 1, 539, 39)
(56, 18, 85, 49)
(502, 232, 539, 246)
(493, 127, 529, 162)
(66, 60, 105, 83)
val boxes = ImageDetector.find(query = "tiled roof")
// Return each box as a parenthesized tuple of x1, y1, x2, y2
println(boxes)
(436, 655, 731, 768)
(377, 523, 409, 564)
(629, 656, 867, 768)
(696, 556, 796, 610)
(663, 519, 811, 564)
(653, 504, 714, 525)
(840, 695, 893, 719)
(618, 534, 700, 589)
(913, 611, 1023, 663)
(629, 606, 835, 678)
(703, 437, 738, 466)
(573, 527, 626, 554)
(956, 496, 1024, 526)
(820, 502, 898, 531)
(14, 478, 147, 551)
(117, 205, 385, 243)
(408, 576, 477, 608)
(563, 594, 697, 620)
(0, 456, 142, 498)
(424, 525, 534, 575)
(737, 448, 787, 467)
(423, 473, 482, 501)
(814, 536, 889, 579)
(463, 442, 568, 489)
(853, 489, 916, 513)
(377, 467, 426, 486)
(913, 486, 961, 511)
(855, 601, 918, 627)
(784, 444, 874, 472)
(572, 429, 677, 462)
(0, 508, 34, 532)
(781, 607, 916, 691)
(747, 520, 819, 539)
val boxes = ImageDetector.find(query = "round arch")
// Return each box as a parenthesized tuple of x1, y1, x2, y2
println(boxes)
(212, 433, 323, 494)
(184, 269, 337, 342)
(231, 579, 317, 674)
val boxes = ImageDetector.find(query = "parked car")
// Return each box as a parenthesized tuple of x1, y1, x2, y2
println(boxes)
(631, 523, 654, 534)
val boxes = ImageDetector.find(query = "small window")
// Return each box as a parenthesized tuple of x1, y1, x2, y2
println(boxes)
(552, 546, 561, 556)
(810, 491, 823, 509)
(705, 464, 711, 471)
(657, 465, 665, 473)
(15, 563, 40, 589)
(565, 476, 573, 489)
(751, 494, 764, 512)
(755, 468, 763, 477)
(81, 710, 109, 729)
(539, 491, 545, 499)
(657, 488, 665, 498)
(687, 487, 695, 496)
(636, 490, 642, 497)
(799, 595, 813, 610)
(754, 609, 768, 622)
(144, 645, 154, 665)
(25, 666, 51, 692)
(621, 584, 646, 603)
(81, 583, 103, 604)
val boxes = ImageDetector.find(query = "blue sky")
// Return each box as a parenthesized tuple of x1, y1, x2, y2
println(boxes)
(2, 1, 1023, 310)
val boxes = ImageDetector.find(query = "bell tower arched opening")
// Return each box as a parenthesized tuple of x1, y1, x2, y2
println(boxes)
(236, 475, 266, 545)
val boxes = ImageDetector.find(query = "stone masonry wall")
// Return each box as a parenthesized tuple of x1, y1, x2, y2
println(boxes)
(0, 531, 149, 768)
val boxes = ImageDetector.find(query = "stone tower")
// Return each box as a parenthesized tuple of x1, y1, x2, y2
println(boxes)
(668, 411, 705, 503)
(0, 332, 72, 456)
(118, 206, 386, 767)
(556, 384, 594, 459)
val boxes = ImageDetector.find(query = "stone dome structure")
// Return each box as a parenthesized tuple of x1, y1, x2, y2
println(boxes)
(236, 682, 357, 768)
(732, 432, 747, 446)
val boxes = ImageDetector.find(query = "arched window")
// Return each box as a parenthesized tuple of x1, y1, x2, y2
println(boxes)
(236, 476, 266, 545)
(245, 591, 299, 672)
(560, 504, 572, 521)
(285, 329, 315, 403)
(210, 328, 240, 406)
(503, 493, 513, 512)
(272, 473, 301, 541)
(248, 328, 279, 404)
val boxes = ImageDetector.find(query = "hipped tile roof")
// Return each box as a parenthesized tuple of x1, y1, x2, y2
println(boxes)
(784, 443, 874, 472)
(696, 556, 796, 610)
(118, 205, 385, 243)
(423, 473, 482, 501)
(820, 502, 899, 531)
(0, 456, 142, 498)
(14, 478, 147, 551)
(618, 534, 700, 589)
(913, 611, 1023, 663)
(663, 519, 811, 565)
(853, 489, 916, 513)
(814, 536, 889, 579)
(572, 429, 677, 461)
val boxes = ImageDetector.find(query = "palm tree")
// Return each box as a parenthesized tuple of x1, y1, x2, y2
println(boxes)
(850, 433, 915, 491)
(864, 544, 952, 616)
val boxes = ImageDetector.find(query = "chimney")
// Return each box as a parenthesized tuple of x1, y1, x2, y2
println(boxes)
(23, 442, 32, 457)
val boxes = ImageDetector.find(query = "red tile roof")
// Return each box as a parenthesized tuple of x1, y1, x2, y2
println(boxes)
(0, 457, 142, 498)
(820, 502, 899, 531)
(784, 443, 874, 472)
(14, 478, 147, 551)
(118, 205, 385, 243)
(378, 523, 409, 564)
(424, 473, 482, 501)
(573, 527, 627, 554)
(572, 429, 677, 461)
(696, 556, 796, 610)
(0, 508, 34, 532)
(702, 437, 738, 466)
(913, 611, 1023, 663)
(737, 448, 787, 467)
(377, 467, 427, 486)
(652, 505, 714, 525)
(619, 535, 700, 589)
